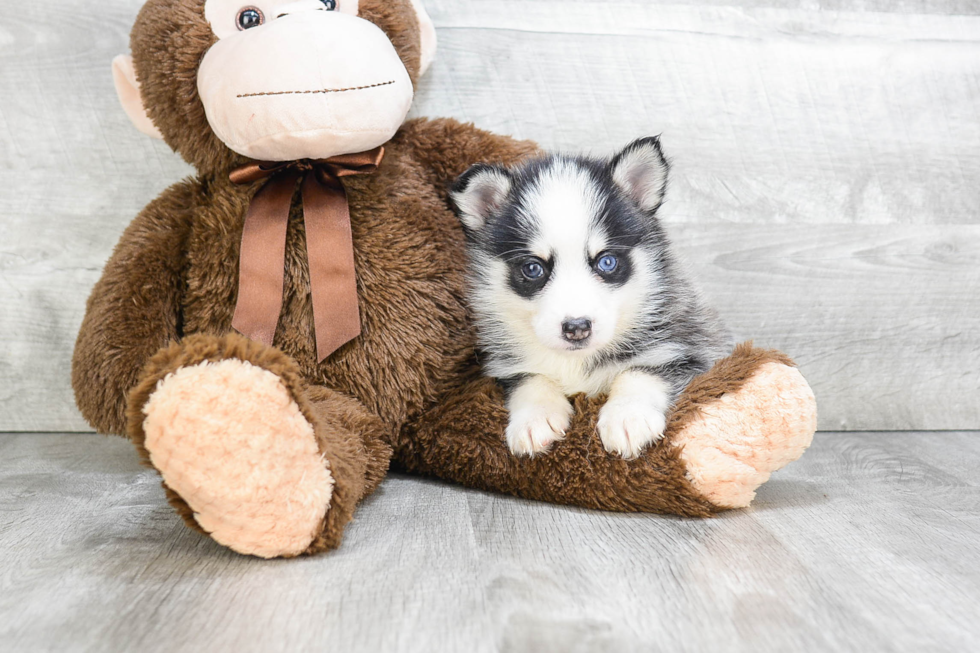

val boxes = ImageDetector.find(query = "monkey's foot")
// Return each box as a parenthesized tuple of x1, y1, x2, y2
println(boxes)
(142, 359, 333, 558)
(674, 362, 816, 509)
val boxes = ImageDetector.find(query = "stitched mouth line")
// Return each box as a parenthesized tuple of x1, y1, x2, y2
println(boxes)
(237, 80, 396, 98)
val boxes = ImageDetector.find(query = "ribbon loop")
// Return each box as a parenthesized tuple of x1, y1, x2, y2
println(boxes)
(230, 147, 384, 361)
(229, 161, 291, 185)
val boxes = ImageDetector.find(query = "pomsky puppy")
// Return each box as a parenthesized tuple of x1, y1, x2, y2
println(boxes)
(450, 137, 732, 459)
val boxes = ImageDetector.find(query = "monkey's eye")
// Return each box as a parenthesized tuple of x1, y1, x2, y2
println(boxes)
(236, 7, 264, 30)
(320, 0, 338, 9)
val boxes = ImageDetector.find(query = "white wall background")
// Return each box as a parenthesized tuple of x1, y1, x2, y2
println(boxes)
(1, 0, 978, 432)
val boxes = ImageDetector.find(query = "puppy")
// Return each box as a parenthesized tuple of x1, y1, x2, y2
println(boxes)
(450, 137, 732, 458)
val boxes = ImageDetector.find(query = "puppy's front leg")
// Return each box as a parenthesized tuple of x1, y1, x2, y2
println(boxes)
(504, 375, 574, 457)
(597, 370, 671, 459)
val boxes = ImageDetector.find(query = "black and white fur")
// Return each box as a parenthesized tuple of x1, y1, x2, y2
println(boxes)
(450, 137, 732, 459)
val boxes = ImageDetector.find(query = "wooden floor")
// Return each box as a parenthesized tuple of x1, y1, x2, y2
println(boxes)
(1, 432, 977, 652)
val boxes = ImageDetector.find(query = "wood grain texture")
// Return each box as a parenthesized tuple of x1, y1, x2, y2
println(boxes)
(1, 0, 978, 431)
(1, 431, 978, 652)
(672, 224, 980, 430)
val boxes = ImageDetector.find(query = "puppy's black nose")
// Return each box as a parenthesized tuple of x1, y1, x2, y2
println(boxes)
(561, 318, 592, 343)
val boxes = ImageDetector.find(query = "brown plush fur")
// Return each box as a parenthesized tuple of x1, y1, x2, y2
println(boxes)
(72, 0, 806, 556)
(73, 180, 196, 435)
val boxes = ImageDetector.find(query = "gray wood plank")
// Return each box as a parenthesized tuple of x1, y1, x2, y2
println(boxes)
(0, 0, 194, 431)
(1, 431, 978, 652)
(2, 1, 979, 431)
(673, 223, 980, 431)
(500, 0, 980, 13)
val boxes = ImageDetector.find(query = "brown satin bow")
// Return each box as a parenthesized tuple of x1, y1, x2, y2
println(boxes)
(230, 147, 384, 361)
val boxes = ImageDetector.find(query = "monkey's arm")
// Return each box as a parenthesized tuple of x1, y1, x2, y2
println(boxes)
(72, 181, 197, 435)
(397, 117, 542, 197)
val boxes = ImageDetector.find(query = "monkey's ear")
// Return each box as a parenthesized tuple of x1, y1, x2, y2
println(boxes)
(111, 54, 163, 140)
(407, 0, 437, 76)
(610, 136, 669, 213)
(450, 164, 512, 234)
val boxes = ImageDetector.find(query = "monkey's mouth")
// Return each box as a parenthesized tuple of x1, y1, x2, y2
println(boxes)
(236, 80, 396, 99)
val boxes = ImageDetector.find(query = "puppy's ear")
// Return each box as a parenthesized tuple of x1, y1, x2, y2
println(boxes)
(450, 164, 512, 234)
(610, 137, 669, 213)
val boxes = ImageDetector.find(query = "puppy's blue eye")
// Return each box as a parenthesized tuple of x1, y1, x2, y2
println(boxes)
(320, 0, 337, 9)
(596, 254, 618, 273)
(521, 260, 545, 280)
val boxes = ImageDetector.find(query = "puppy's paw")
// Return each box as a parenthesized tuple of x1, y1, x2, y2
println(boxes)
(505, 376, 573, 457)
(597, 370, 673, 459)
(505, 409, 571, 456)
(597, 397, 667, 459)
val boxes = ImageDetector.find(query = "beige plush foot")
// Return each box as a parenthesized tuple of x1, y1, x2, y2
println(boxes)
(674, 362, 817, 509)
(142, 359, 333, 558)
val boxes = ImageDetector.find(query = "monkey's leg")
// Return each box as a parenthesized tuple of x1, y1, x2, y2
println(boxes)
(127, 333, 391, 558)
(396, 345, 815, 515)
(669, 343, 816, 509)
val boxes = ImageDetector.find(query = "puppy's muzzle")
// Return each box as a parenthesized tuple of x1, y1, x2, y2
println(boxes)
(561, 318, 592, 343)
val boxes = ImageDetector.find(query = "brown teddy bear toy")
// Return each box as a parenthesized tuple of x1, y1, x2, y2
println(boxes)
(73, 0, 817, 558)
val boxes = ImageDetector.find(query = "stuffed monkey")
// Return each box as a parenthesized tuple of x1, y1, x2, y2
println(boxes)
(73, 0, 816, 558)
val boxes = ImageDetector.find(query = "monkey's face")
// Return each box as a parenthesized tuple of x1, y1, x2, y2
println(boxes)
(118, 0, 434, 170)
(199, 0, 414, 160)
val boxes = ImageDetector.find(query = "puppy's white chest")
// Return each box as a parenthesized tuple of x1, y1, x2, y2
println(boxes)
(523, 352, 622, 397)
